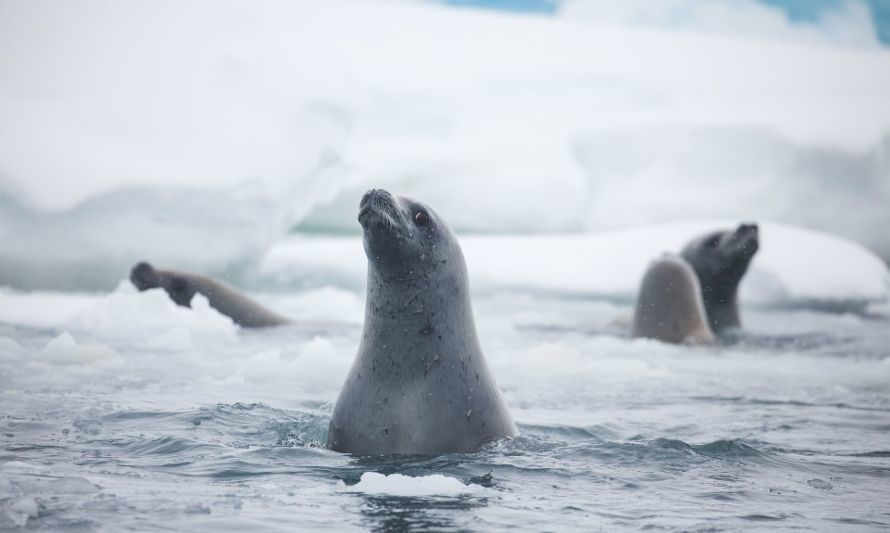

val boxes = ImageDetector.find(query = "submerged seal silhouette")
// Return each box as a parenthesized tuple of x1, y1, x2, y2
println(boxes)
(130, 262, 290, 328)
(327, 189, 517, 455)
(680, 223, 759, 332)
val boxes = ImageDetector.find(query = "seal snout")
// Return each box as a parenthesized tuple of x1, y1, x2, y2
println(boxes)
(358, 188, 399, 228)
(130, 261, 160, 291)
(737, 223, 758, 237)
(734, 223, 760, 254)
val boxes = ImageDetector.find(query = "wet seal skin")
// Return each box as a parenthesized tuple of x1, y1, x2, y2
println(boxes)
(680, 223, 760, 332)
(327, 189, 517, 455)
(130, 262, 290, 328)
(632, 254, 715, 344)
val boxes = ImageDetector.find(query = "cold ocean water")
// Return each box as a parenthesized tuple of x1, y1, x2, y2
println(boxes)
(1, 273, 888, 531)
(2, 0, 890, 530)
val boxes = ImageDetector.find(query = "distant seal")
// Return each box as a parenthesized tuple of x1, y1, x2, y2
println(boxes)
(130, 262, 290, 328)
(680, 223, 759, 332)
(327, 189, 517, 455)
(632, 255, 715, 344)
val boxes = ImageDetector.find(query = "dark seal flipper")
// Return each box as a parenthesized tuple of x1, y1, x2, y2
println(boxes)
(129, 262, 291, 328)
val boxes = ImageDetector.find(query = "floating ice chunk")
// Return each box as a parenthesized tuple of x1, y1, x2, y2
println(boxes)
(235, 336, 349, 390)
(269, 286, 364, 324)
(65, 281, 238, 348)
(0, 336, 23, 361)
(1, 461, 50, 472)
(2, 498, 38, 527)
(290, 336, 350, 387)
(146, 327, 193, 351)
(39, 331, 121, 366)
(42, 477, 100, 495)
(0, 289, 99, 328)
(237, 349, 288, 384)
(346, 472, 485, 497)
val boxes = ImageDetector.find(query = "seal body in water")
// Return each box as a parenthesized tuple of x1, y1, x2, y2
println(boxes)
(680, 223, 759, 332)
(327, 189, 517, 455)
(632, 255, 715, 344)
(130, 262, 290, 328)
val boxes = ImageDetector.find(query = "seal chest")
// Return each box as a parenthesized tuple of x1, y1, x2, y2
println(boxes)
(328, 189, 517, 455)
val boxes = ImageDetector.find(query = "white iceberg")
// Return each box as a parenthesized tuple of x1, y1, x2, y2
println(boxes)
(260, 221, 889, 310)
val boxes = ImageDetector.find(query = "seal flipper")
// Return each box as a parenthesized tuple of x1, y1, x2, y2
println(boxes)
(130, 261, 162, 291)
(129, 262, 291, 328)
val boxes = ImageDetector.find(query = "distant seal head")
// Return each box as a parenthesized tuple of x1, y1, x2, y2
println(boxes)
(327, 189, 517, 455)
(129, 262, 290, 328)
(632, 255, 715, 344)
(680, 223, 759, 332)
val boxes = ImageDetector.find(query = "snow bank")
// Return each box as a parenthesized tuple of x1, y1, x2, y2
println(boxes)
(0, 282, 238, 346)
(260, 221, 889, 309)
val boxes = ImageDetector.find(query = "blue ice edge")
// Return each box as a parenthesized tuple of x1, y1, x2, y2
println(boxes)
(435, 0, 890, 45)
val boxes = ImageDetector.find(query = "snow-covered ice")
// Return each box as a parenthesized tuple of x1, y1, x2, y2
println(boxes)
(260, 221, 890, 309)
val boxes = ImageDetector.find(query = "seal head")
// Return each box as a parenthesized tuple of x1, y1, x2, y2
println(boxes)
(328, 189, 517, 455)
(358, 188, 445, 280)
(632, 255, 715, 344)
(680, 223, 759, 332)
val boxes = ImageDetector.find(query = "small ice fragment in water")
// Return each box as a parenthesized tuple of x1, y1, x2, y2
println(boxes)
(807, 478, 833, 490)
(346, 472, 485, 496)
(3, 498, 39, 527)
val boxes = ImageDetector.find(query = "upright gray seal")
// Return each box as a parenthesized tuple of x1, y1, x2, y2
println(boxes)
(680, 223, 759, 332)
(632, 255, 715, 344)
(327, 189, 517, 455)
(130, 262, 290, 328)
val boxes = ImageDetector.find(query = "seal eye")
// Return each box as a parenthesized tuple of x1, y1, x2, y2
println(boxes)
(414, 211, 430, 226)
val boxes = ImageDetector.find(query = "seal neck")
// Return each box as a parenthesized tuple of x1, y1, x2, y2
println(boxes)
(702, 289, 741, 331)
(360, 259, 482, 371)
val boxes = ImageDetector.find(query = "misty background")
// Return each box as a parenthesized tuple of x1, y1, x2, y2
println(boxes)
(1, 0, 888, 291)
